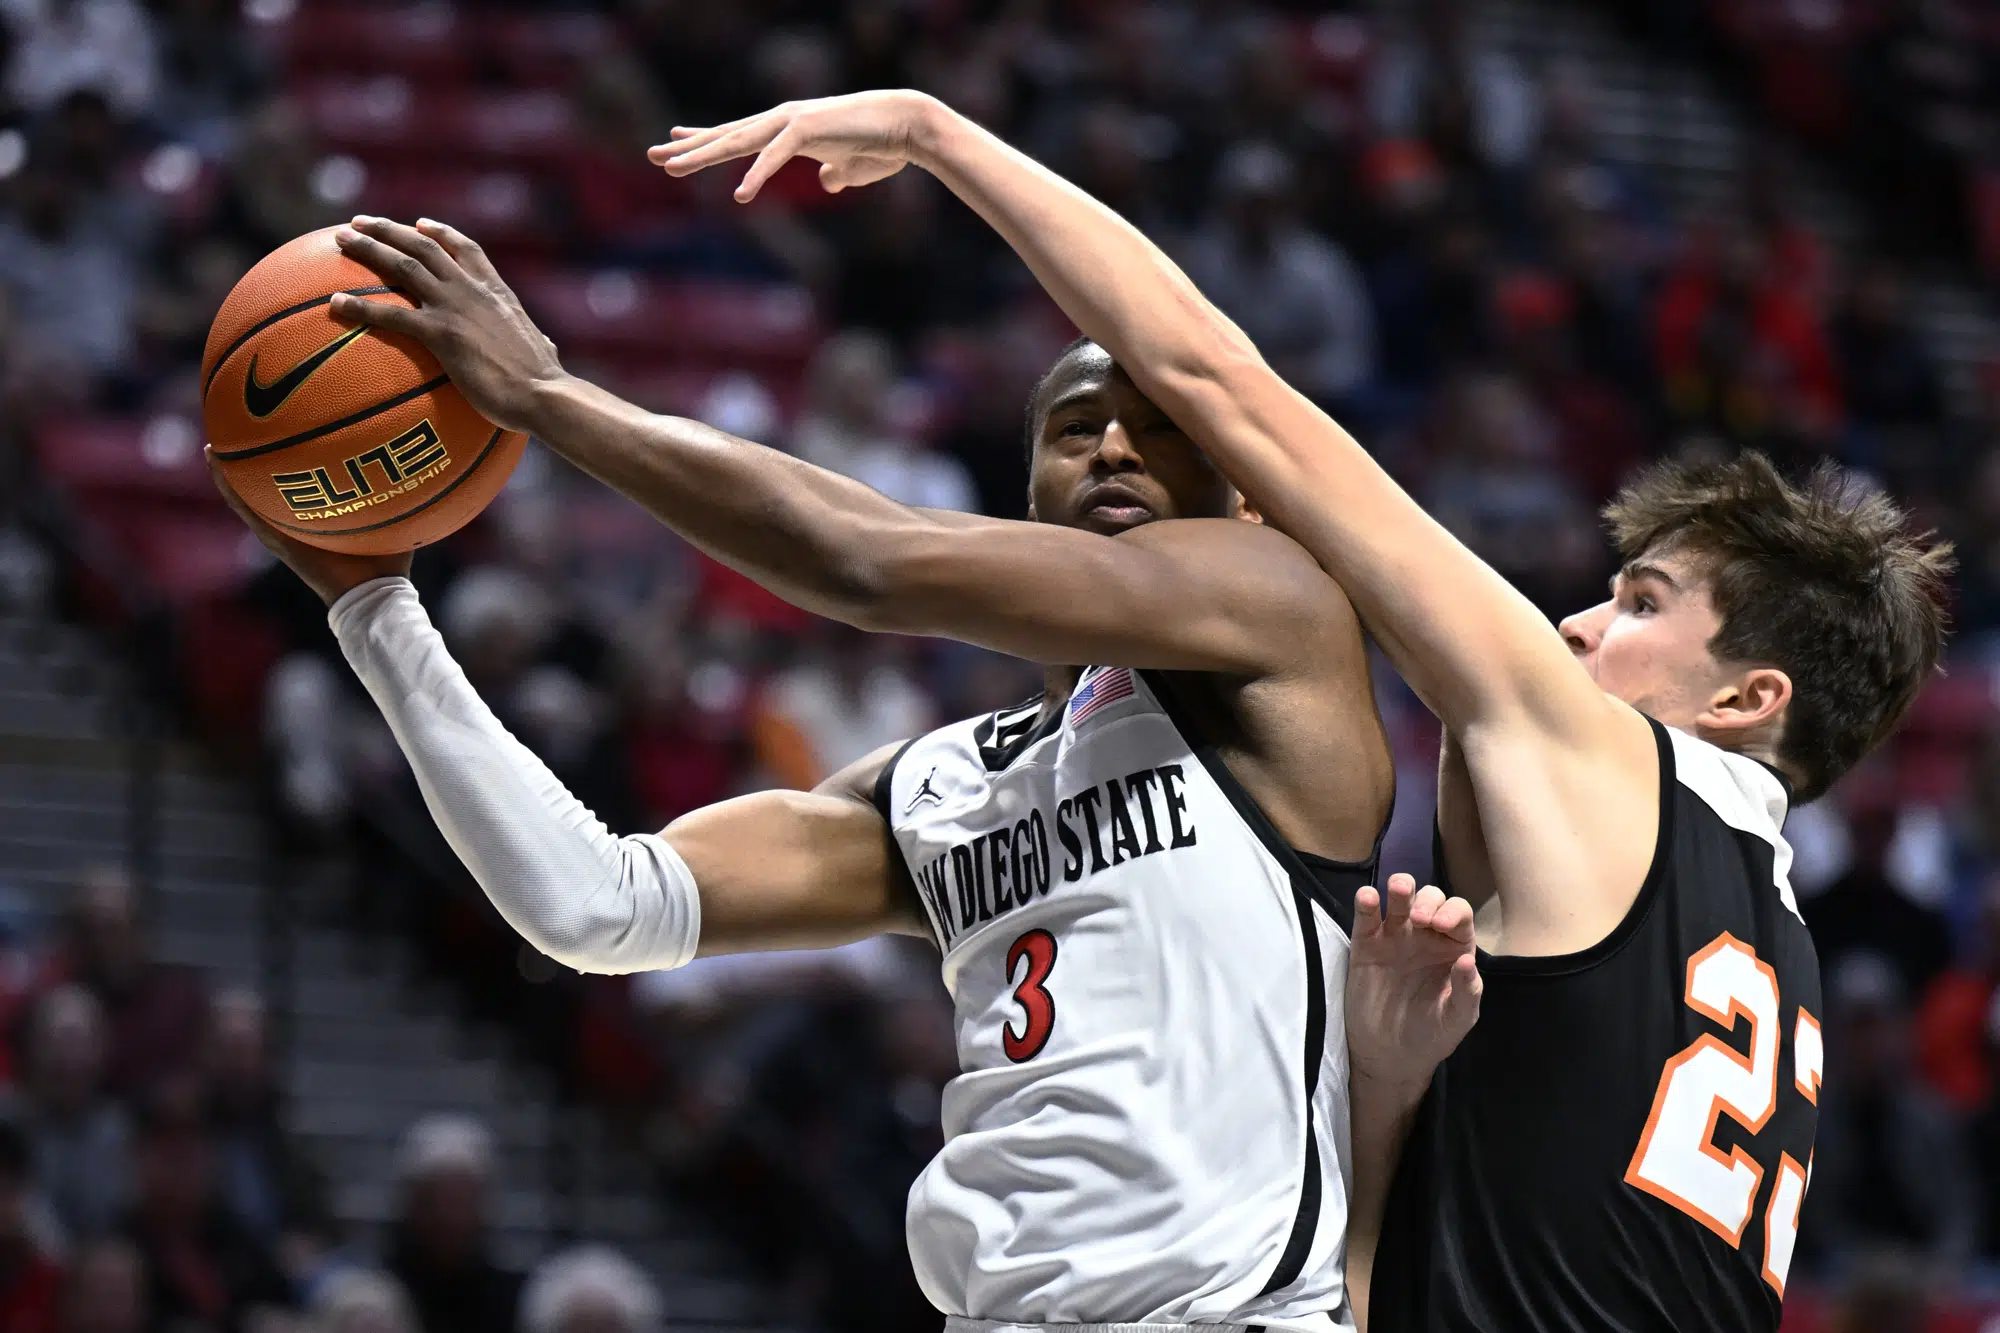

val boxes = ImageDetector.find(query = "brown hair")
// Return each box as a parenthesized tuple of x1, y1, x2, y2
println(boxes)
(1604, 452, 1953, 802)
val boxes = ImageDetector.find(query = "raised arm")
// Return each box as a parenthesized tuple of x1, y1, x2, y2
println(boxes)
(207, 475, 925, 968)
(324, 217, 1341, 681)
(654, 94, 1616, 743)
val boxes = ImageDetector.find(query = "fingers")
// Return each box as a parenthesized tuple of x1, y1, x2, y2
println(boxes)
(347, 215, 460, 283)
(1428, 894, 1478, 944)
(1445, 953, 1484, 1021)
(1354, 884, 1382, 937)
(413, 218, 500, 286)
(328, 291, 427, 338)
(1381, 872, 1415, 930)
(652, 115, 785, 178)
(734, 124, 806, 202)
(206, 448, 290, 555)
(333, 225, 443, 300)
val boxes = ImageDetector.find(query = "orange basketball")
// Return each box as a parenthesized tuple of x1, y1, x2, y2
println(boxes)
(202, 227, 525, 556)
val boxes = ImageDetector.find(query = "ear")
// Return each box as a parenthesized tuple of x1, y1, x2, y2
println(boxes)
(1025, 496, 1038, 522)
(1695, 665, 1792, 739)
(1231, 489, 1264, 525)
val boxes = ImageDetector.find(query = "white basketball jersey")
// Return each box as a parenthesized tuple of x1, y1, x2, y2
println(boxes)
(874, 666, 1373, 1332)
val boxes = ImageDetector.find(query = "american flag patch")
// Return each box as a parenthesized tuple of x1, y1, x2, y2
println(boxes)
(1068, 668, 1134, 726)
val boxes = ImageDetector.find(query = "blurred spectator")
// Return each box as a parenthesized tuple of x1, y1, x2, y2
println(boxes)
(119, 1087, 292, 1332)
(1179, 142, 1376, 407)
(1820, 1251, 1934, 1333)
(59, 1239, 146, 1333)
(1371, 0, 1542, 172)
(150, 0, 268, 155)
(49, 867, 210, 1102)
(203, 991, 332, 1274)
(1803, 801, 1954, 998)
(304, 1270, 417, 1333)
(755, 626, 934, 788)
(0, 152, 140, 396)
(1, 984, 131, 1242)
(1916, 877, 2000, 1113)
(1654, 221, 1843, 455)
(791, 332, 976, 513)
(519, 1247, 659, 1333)
(1827, 260, 1946, 479)
(383, 1116, 521, 1333)
(0, 0, 157, 117)
(608, 625, 739, 832)
(1417, 370, 1603, 615)
(0, 1119, 63, 1333)
(827, 173, 998, 346)
(1805, 954, 1978, 1272)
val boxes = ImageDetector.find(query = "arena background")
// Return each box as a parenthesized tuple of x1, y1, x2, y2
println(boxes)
(0, 0, 1995, 1329)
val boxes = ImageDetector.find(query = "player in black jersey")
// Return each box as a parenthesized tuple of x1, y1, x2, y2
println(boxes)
(656, 93, 1953, 1331)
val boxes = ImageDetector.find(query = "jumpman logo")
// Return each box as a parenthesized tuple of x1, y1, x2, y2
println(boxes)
(905, 767, 944, 813)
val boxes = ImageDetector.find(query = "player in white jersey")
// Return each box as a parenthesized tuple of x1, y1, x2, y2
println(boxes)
(213, 217, 1483, 1332)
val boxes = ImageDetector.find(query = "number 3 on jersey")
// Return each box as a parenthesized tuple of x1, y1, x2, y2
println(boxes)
(1626, 933, 1822, 1295)
(1004, 929, 1058, 1062)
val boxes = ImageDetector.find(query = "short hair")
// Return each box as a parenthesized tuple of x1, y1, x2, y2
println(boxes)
(1603, 452, 1953, 802)
(1021, 335, 1101, 465)
(393, 1113, 494, 1185)
(521, 1246, 662, 1333)
(309, 1268, 420, 1333)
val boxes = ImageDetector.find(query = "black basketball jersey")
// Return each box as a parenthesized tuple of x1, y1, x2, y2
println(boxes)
(1372, 718, 1823, 1332)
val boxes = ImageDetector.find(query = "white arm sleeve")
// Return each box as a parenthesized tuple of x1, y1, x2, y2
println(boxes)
(328, 576, 699, 974)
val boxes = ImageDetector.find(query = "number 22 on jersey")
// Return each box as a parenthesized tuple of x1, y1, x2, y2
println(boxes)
(1625, 933, 1822, 1296)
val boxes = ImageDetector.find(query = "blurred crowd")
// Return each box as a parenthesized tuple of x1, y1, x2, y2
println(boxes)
(1604, 0, 2000, 283)
(0, 0, 1995, 1329)
(0, 863, 667, 1333)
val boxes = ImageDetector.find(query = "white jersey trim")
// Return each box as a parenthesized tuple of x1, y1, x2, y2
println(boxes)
(1663, 725, 1801, 923)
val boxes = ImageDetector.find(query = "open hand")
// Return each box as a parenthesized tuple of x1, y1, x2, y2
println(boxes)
(1347, 873, 1483, 1094)
(650, 90, 943, 203)
(326, 217, 564, 436)
(207, 449, 410, 605)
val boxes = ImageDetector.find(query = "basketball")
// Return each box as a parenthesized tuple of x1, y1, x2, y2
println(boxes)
(201, 226, 525, 556)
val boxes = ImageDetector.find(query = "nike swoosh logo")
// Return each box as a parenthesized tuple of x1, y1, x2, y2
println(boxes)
(243, 325, 370, 418)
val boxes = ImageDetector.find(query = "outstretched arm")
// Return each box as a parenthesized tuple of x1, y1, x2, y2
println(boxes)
(655, 95, 1617, 741)
(326, 217, 1343, 681)
(211, 465, 924, 970)
(657, 95, 1661, 941)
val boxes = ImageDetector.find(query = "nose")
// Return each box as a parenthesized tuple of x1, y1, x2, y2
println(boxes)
(1091, 418, 1144, 473)
(1559, 601, 1610, 658)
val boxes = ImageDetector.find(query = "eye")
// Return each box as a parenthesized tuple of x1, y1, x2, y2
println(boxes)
(1633, 594, 1658, 615)
(1058, 420, 1093, 438)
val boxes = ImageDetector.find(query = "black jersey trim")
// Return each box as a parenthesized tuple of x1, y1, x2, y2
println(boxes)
(1139, 668, 1347, 1298)
(1136, 669, 1382, 931)
(872, 736, 920, 823)
(871, 736, 948, 949)
(973, 695, 1062, 772)
(1473, 715, 1679, 979)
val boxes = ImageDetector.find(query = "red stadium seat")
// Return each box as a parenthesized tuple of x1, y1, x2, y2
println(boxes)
(483, 12, 616, 87)
(36, 415, 215, 503)
(259, 4, 472, 83)
(356, 165, 553, 253)
(300, 80, 582, 168)
(516, 272, 823, 371)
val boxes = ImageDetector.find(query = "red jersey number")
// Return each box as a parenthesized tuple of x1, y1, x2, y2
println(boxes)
(1003, 929, 1058, 1062)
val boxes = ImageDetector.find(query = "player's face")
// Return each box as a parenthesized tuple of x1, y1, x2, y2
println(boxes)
(1558, 549, 1739, 729)
(1027, 346, 1237, 536)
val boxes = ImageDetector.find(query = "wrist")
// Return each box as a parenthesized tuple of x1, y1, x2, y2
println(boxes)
(1349, 1060, 1436, 1110)
(519, 371, 581, 439)
(900, 91, 955, 170)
